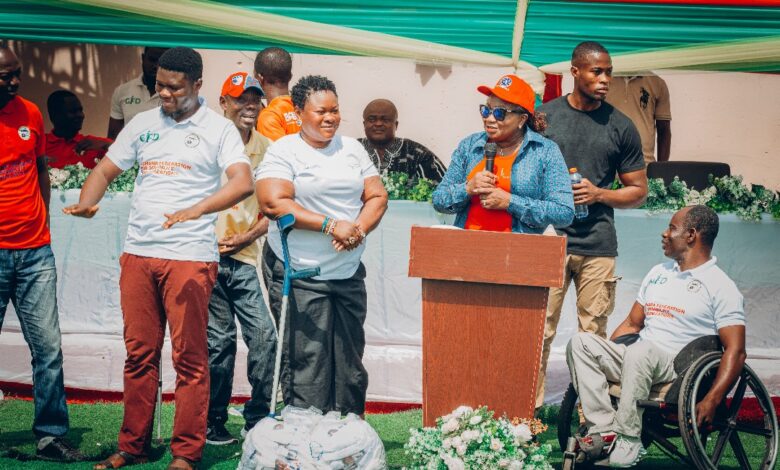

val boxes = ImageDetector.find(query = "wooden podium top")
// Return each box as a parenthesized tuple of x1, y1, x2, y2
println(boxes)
(408, 226, 566, 288)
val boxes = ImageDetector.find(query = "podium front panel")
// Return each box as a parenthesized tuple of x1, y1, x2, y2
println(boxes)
(421, 279, 547, 426)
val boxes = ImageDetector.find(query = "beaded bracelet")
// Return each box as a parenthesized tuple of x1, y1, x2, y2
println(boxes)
(321, 216, 330, 233)
(325, 219, 337, 236)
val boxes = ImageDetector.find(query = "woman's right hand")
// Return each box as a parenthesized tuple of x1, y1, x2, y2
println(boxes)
(330, 220, 361, 252)
(466, 171, 497, 196)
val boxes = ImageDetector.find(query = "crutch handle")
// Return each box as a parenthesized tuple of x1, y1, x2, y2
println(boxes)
(291, 267, 320, 280)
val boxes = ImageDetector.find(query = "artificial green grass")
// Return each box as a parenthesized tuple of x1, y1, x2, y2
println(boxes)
(0, 399, 770, 469)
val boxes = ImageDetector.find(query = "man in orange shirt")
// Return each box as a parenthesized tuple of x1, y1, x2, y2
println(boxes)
(0, 46, 83, 462)
(253, 47, 300, 140)
(45, 90, 112, 169)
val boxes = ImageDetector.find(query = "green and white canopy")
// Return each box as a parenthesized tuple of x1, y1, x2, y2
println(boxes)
(2, 0, 779, 74)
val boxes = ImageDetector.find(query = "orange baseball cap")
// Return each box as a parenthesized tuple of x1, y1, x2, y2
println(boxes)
(221, 72, 263, 98)
(477, 74, 535, 113)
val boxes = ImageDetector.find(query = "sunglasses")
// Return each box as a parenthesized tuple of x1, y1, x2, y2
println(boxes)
(479, 104, 525, 122)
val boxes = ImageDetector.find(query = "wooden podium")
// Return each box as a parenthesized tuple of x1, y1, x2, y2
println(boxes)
(408, 226, 566, 426)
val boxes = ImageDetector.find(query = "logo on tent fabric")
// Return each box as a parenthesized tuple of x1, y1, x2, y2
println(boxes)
(499, 77, 512, 90)
(17, 126, 31, 140)
(231, 74, 243, 86)
(125, 96, 142, 105)
(139, 131, 160, 143)
(184, 133, 200, 148)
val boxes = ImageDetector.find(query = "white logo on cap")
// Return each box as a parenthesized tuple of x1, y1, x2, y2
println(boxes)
(498, 77, 513, 90)
(231, 74, 243, 86)
(18, 126, 31, 140)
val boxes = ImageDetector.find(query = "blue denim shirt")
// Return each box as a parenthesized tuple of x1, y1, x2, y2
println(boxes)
(432, 130, 574, 233)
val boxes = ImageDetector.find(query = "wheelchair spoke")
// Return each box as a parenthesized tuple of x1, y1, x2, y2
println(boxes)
(729, 432, 752, 470)
(710, 429, 731, 467)
(733, 423, 773, 437)
(727, 373, 748, 419)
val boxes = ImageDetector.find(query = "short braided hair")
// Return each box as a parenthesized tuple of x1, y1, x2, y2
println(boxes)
(291, 75, 337, 110)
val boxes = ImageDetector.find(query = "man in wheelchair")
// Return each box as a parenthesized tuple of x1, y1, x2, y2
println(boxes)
(566, 205, 746, 467)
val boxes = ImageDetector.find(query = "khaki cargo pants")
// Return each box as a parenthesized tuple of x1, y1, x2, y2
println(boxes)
(536, 255, 620, 408)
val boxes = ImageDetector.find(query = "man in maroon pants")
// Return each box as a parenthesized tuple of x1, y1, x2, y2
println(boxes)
(64, 47, 253, 470)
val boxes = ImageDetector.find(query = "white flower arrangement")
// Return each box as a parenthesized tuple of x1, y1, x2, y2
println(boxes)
(404, 406, 552, 470)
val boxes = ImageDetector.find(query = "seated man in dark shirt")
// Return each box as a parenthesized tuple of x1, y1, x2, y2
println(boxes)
(45, 90, 112, 169)
(358, 98, 446, 182)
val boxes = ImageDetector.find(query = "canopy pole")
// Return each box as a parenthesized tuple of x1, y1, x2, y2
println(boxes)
(511, 0, 530, 72)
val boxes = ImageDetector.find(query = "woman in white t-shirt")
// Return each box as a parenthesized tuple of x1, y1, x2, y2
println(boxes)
(255, 75, 388, 416)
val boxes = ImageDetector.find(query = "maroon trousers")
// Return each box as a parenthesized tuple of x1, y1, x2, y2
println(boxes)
(117, 253, 217, 461)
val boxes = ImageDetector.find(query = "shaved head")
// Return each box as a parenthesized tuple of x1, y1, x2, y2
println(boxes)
(0, 46, 19, 67)
(0, 46, 22, 108)
(362, 98, 397, 120)
(363, 98, 399, 145)
(571, 41, 610, 67)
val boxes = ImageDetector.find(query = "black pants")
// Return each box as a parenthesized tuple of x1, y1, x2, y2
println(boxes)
(262, 243, 369, 415)
(207, 256, 276, 429)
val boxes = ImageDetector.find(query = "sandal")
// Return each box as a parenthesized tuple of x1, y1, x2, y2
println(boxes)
(167, 456, 197, 470)
(93, 451, 149, 469)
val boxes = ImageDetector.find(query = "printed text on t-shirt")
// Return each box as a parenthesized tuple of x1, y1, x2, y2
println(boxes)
(140, 161, 192, 176)
(646, 302, 686, 319)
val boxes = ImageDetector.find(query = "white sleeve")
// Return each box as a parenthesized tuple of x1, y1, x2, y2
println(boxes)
(636, 265, 660, 306)
(218, 124, 251, 172)
(255, 140, 294, 181)
(355, 140, 379, 179)
(106, 120, 138, 170)
(110, 85, 124, 120)
(713, 281, 746, 330)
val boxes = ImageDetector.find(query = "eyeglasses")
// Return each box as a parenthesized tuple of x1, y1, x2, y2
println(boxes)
(479, 104, 525, 122)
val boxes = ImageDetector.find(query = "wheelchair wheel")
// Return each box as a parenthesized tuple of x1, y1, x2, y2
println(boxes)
(678, 351, 779, 469)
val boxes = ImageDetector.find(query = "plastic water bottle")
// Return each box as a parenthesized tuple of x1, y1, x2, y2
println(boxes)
(569, 167, 589, 219)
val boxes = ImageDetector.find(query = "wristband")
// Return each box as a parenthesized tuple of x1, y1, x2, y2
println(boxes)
(326, 219, 337, 236)
(321, 216, 330, 233)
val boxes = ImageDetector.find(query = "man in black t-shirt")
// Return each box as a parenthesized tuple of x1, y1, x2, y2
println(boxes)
(359, 98, 446, 182)
(535, 41, 647, 409)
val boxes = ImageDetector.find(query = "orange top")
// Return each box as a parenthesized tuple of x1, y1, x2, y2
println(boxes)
(45, 132, 112, 169)
(0, 96, 50, 249)
(257, 95, 301, 141)
(464, 152, 517, 232)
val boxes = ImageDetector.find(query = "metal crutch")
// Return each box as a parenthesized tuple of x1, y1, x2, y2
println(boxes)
(269, 213, 320, 418)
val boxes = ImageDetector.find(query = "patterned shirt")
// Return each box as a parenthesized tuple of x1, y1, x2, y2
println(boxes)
(358, 137, 446, 182)
(432, 130, 574, 234)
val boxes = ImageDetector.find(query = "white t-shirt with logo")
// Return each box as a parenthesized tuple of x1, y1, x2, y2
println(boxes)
(255, 134, 379, 280)
(637, 257, 745, 355)
(107, 100, 250, 262)
(110, 76, 161, 124)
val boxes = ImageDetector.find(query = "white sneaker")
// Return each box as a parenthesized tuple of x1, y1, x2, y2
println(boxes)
(608, 435, 646, 468)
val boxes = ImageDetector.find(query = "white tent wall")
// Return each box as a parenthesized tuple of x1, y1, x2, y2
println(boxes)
(11, 41, 780, 190)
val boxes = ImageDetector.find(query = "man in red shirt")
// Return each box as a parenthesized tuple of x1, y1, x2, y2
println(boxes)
(0, 46, 83, 462)
(45, 89, 112, 169)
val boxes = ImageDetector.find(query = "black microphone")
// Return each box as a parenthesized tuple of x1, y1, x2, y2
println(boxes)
(484, 142, 497, 173)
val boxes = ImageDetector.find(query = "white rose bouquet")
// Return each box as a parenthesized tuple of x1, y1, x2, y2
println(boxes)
(404, 406, 552, 469)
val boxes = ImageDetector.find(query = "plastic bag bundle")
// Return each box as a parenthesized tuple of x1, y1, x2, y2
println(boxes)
(238, 406, 386, 470)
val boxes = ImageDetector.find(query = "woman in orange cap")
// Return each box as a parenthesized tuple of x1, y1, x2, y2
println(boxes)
(433, 74, 574, 233)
